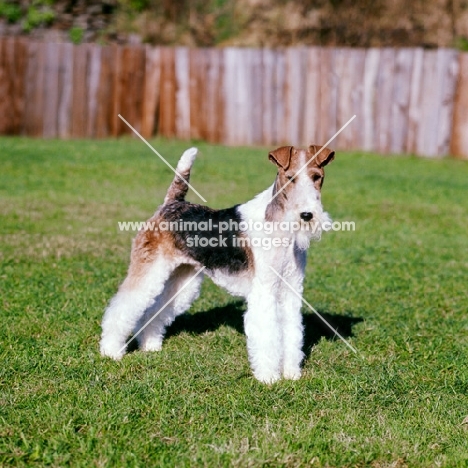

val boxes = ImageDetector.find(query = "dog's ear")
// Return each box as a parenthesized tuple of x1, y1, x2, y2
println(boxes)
(308, 145, 335, 168)
(269, 146, 293, 170)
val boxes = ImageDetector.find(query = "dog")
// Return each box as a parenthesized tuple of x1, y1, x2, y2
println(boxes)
(100, 145, 335, 383)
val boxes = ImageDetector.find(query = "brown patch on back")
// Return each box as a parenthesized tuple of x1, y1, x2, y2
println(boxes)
(130, 216, 164, 263)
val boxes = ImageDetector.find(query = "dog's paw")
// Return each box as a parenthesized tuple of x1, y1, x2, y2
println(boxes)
(139, 337, 163, 352)
(100, 340, 125, 360)
(253, 370, 281, 384)
(283, 367, 302, 380)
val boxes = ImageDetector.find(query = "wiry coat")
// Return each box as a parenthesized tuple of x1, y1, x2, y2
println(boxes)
(100, 145, 335, 383)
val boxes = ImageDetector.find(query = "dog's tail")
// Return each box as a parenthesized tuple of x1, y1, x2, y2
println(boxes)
(164, 147, 198, 203)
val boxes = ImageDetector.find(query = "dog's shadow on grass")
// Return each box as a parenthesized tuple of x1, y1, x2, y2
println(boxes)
(301, 311, 363, 358)
(165, 301, 245, 339)
(162, 300, 363, 359)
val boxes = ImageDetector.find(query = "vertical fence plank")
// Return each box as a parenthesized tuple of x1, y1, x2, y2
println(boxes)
(57, 43, 74, 138)
(174, 47, 191, 140)
(43, 42, 61, 138)
(350, 49, 366, 150)
(133, 47, 146, 136)
(216, 48, 226, 144)
(362, 48, 380, 152)
(200, 49, 211, 141)
(0, 38, 26, 135)
(25, 42, 46, 137)
(416, 51, 439, 157)
(215, 47, 226, 143)
(285, 47, 306, 145)
(436, 49, 459, 156)
(118, 46, 145, 136)
(23, 41, 35, 136)
(451, 53, 468, 158)
(202, 48, 213, 142)
(231, 48, 242, 145)
(390, 49, 413, 154)
(238, 49, 253, 145)
(72, 44, 89, 137)
(142, 46, 161, 139)
(86, 45, 101, 138)
(94, 45, 115, 138)
(319, 48, 338, 145)
(237, 47, 248, 145)
(262, 49, 275, 146)
(2, 38, 11, 134)
(274, 50, 286, 145)
(376, 48, 395, 154)
(222, 48, 235, 145)
(110, 44, 123, 136)
(33, 42, 46, 137)
(303, 47, 321, 146)
(224, 47, 253, 146)
(190, 48, 210, 141)
(159, 47, 176, 139)
(251, 48, 264, 145)
(335, 48, 351, 150)
(205, 48, 224, 143)
(11, 38, 27, 135)
(120, 46, 133, 135)
(189, 48, 202, 141)
(406, 48, 424, 154)
(202, 48, 211, 143)
(0, 39, 6, 134)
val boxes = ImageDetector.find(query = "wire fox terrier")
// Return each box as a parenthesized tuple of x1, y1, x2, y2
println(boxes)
(100, 145, 335, 383)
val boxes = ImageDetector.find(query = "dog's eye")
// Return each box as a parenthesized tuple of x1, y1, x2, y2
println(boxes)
(286, 175, 295, 182)
(312, 174, 322, 182)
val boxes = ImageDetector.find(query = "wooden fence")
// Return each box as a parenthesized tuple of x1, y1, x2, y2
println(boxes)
(0, 37, 468, 158)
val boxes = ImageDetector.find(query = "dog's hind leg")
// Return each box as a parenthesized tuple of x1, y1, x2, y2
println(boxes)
(100, 256, 175, 360)
(137, 264, 204, 352)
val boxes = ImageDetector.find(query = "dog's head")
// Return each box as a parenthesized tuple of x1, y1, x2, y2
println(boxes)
(266, 145, 335, 247)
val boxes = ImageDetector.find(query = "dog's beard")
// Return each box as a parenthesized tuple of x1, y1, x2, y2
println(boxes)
(295, 211, 332, 250)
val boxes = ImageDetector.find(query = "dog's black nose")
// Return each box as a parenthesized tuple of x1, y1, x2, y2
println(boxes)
(300, 212, 313, 221)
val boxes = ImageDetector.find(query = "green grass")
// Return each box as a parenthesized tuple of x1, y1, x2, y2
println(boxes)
(1, 137, 467, 467)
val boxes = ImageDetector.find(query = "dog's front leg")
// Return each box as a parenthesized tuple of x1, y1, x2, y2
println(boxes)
(244, 274, 282, 384)
(279, 284, 304, 380)
(279, 249, 306, 380)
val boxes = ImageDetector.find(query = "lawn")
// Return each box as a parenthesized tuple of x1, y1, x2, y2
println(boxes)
(0, 137, 467, 467)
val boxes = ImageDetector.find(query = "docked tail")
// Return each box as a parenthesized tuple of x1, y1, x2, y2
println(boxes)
(164, 147, 198, 203)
